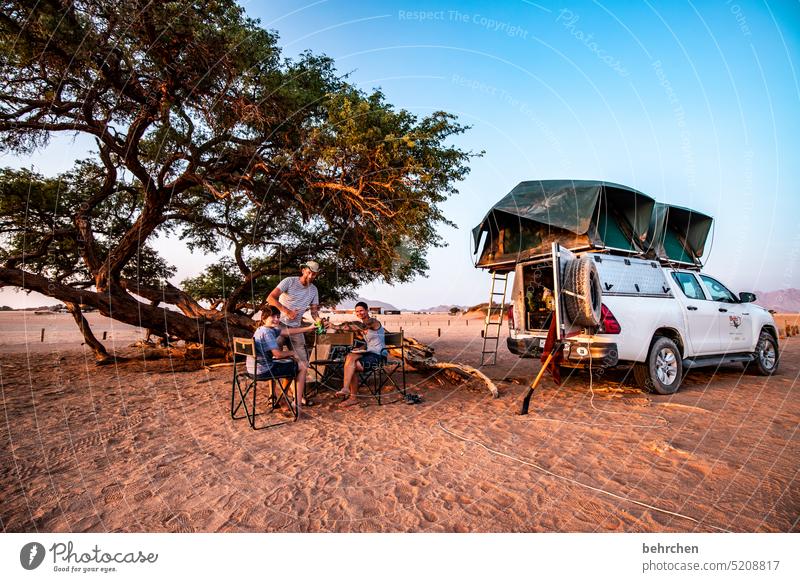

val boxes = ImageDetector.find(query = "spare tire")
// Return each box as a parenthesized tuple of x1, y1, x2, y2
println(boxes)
(562, 255, 603, 327)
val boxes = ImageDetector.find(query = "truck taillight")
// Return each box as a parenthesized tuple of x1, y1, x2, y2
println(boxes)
(600, 304, 621, 334)
(506, 305, 514, 329)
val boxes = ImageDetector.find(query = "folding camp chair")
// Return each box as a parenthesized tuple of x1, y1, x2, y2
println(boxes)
(230, 337, 299, 430)
(357, 331, 407, 405)
(308, 332, 355, 393)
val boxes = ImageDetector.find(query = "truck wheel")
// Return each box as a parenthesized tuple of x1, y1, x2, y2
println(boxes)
(744, 331, 779, 375)
(633, 336, 683, 395)
(563, 255, 602, 327)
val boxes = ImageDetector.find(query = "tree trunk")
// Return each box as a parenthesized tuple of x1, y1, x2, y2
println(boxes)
(63, 301, 114, 364)
(1, 267, 256, 351)
(144, 298, 160, 343)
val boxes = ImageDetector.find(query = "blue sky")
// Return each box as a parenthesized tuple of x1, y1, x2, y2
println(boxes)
(2, 0, 799, 309)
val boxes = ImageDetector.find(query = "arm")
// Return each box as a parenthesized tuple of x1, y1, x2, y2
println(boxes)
(267, 284, 297, 320)
(308, 287, 320, 322)
(279, 323, 316, 336)
(271, 348, 295, 360)
(330, 320, 367, 332)
(265, 327, 301, 360)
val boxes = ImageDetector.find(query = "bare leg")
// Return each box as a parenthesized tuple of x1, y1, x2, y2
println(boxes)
(339, 353, 362, 396)
(342, 360, 364, 407)
(348, 361, 364, 396)
(296, 361, 308, 409)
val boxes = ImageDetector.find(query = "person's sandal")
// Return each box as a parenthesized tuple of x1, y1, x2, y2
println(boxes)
(301, 398, 316, 407)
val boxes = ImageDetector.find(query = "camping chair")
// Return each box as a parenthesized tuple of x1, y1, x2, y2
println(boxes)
(230, 337, 299, 430)
(309, 332, 355, 393)
(357, 331, 407, 405)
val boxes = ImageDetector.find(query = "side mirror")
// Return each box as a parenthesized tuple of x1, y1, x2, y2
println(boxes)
(739, 292, 756, 303)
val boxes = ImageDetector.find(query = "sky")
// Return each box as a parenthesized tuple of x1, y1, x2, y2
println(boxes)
(2, 0, 799, 309)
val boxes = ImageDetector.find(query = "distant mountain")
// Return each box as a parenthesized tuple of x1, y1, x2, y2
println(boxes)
(753, 289, 800, 313)
(334, 297, 398, 311)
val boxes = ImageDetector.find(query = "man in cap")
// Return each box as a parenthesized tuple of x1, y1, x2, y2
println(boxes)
(267, 260, 322, 367)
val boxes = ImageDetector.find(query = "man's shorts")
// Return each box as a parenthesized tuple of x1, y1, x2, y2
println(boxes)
(278, 323, 309, 365)
(359, 352, 387, 370)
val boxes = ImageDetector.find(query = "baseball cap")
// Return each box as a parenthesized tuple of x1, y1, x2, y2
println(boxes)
(301, 260, 320, 273)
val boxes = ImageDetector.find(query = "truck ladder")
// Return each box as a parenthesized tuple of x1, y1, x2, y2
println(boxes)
(480, 271, 509, 366)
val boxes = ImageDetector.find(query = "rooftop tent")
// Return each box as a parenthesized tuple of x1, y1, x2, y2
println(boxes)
(645, 203, 713, 266)
(472, 180, 656, 269)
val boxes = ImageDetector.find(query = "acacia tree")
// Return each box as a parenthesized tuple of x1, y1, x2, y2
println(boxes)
(0, 0, 472, 361)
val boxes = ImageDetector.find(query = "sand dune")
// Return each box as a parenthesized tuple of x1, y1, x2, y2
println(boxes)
(0, 312, 797, 532)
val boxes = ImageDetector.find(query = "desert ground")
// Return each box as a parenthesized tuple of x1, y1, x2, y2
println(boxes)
(0, 310, 797, 532)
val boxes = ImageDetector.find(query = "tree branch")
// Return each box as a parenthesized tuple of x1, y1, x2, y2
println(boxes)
(4, 228, 74, 268)
(64, 300, 112, 363)
(0, 266, 254, 348)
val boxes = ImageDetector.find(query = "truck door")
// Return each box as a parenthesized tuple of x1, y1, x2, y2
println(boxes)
(699, 274, 751, 354)
(670, 272, 721, 355)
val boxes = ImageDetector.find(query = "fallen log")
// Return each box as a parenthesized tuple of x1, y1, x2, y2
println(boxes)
(388, 337, 499, 398)
(205, 362, 236, 370)
(427, 362, 499, 398)
(128, 340, 228, 361)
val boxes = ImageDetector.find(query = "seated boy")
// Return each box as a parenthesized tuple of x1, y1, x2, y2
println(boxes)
(247, 306, 317, 413)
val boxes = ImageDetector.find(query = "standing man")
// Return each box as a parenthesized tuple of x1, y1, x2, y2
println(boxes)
(267, 260, 322, 368)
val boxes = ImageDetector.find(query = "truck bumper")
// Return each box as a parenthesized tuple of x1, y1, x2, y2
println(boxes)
(507, 337, 619, 366)
(562, 341, 619, 367)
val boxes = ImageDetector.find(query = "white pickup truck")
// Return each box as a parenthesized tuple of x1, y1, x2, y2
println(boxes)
(507, 245, 780, 394)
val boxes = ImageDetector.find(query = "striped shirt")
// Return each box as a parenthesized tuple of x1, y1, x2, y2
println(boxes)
(277, 276, 319, 327)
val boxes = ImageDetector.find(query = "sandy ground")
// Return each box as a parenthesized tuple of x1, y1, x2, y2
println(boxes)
(0, 311, 797, 532)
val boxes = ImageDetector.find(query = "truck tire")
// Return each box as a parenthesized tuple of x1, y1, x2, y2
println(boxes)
(633, 336, 683, 395)
(563, 255, 602, 327)
(743, 331, 779, 376)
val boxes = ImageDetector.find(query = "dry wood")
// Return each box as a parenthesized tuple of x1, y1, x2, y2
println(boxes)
(128, 340, 228, 361)
(428, 362, 499, 398)
(205, 362, 236, 369)
(388, 337, 499, 398)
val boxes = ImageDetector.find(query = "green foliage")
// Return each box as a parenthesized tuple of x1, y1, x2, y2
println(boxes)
(0, 166, 174, 285)
(0, 0, 473, 319)
(465, 302, 503, 314)
(181, 258, 278, 311)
